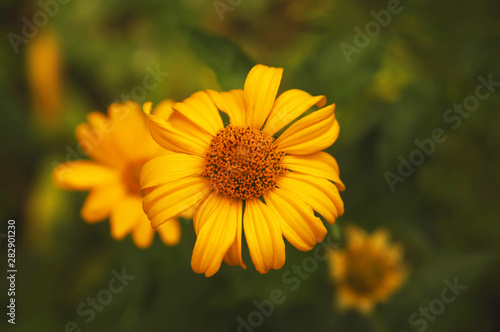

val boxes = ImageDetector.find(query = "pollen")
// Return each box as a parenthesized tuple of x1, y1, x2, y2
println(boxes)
(202, 125, 286, 200)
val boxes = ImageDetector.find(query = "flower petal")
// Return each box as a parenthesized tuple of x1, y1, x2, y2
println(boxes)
(110, 195, 143, 240)
(140, 153, 205, 190)
(173, 91, 224, 136)
(262, 89, 326, 136)
(244, 65, 283, 130)
(131, 217, 155, 249)
(107, 102, 151, 160)
(143, 102, 211, 157)
(207, 89, 246, 126)
(289, 172, 344, 218)
(85, 112, 126, 163)
(281, 152, 345, 191)
(274, 104, 339, 155)
(81, 183, 126, 223)
(156, 218, 181, 246)
(264, 188, 327, 251)
(193, 192, 217, 235)
(52, 161, 118, 190)
(243, 198, 285, 273)
(223, 199, 246, 269)
(143, 176, 212, 228)
(278, 172, 343, 224)
(75, 122, 121, 167)
(191, 194, 240, 277)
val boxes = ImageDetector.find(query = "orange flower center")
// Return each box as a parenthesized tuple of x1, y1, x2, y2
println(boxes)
(122, 160, 145, 195)
(344, 249, 388, 294)
(202, 125, 286, 200)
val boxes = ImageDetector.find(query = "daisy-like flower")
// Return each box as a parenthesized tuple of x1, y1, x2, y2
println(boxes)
(141, 64, 345, 276)
(328, 225, 407, 314)
(27, 30, 62, 129)
(52, 101, 182, 248)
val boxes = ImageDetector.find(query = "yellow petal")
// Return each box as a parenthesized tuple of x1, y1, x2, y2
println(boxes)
(86, 112, 127, 162)
(206, 89, 246, 126)
(262, 89, 326, 136)
(143, 102, 211, 157)
(150, 99, 175, 119)
(264, 188, 327, 251)
(345, 225, 367, 250)
(140, 153, 205, 190)
(52, 161, 118, 190)
(75, 122, 121, 167)
(295, 172, 343, 218)
(81, 183, 126, 223)
(281, 152, 345, 191)
(156, 218, 181, 246)
(244, 65, 283, 130)
(223, 199, 246, 269)
(107, 101, 152, 160)
(277, 172, 342, 224)
(110, 195, 143, 239)
(149, 99, 199, 155)
(193, 192, 218, 235)
(180, 204, 197, 219)
(143, 176, 212, 228)
(191, 194, 240, 277)
(274, 104, 339, 155)
(131, 216, 155, 249)
(173, 91, 224, 136)
(243, 198, 285, 273)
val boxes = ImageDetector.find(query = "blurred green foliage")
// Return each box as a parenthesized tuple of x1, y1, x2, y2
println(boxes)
(1, 0, 500, 331)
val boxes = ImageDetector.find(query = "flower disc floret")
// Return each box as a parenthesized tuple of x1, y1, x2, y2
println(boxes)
(202, 125, 286, 200)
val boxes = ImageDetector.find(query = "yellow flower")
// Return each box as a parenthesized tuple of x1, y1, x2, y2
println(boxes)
(141, 64, 345, 276)
(52, 101, 181, 248)
(27, 30, 62, 130)
(328, 225, 407, 314)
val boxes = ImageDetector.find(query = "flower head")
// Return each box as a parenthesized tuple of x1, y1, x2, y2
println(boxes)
(52, 101, 182, 248)
(328, 225, 407, 314)
(27, 30, 62, 130)
(141, 64, 345, 276)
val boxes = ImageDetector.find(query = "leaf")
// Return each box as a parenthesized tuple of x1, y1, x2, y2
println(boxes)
(184, 26, 255, 90)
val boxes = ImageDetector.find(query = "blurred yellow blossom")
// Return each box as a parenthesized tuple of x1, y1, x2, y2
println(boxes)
(328, 224, 407, 314)
(26, 29, 63, 131)
(52, 101, 183, 248)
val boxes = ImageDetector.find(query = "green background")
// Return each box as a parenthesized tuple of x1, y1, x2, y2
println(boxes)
(1, 0, 499, 331)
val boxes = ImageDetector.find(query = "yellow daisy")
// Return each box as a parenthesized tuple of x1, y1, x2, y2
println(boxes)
(27, 30, 62, 130)
(328, 224, 407, 314)
(141, 64, 345, 276)
(52, 101, 181, 248)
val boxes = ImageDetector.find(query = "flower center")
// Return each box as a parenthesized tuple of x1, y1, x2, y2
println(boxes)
(202, 125, 286, 200)
(122, 160, 145, 195)
(344, 250, 388, 294)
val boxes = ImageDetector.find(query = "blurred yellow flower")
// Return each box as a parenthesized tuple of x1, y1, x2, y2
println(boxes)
(141, 64, 345, 277)
(26, 30, 63, 130)
(328, 224, 407, 314)
(52, 101, 181, 248)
